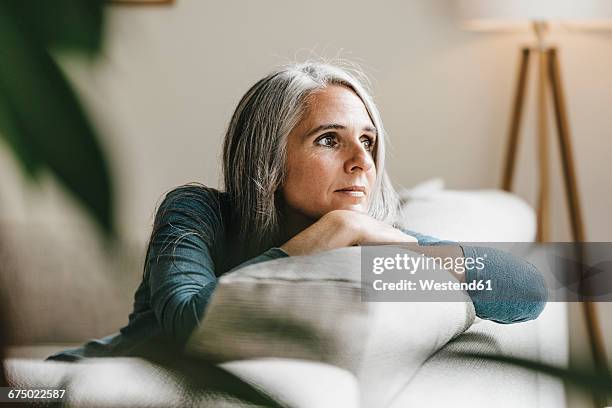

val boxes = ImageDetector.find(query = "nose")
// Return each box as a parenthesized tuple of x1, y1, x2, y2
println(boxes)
(344, 140, 375, 174)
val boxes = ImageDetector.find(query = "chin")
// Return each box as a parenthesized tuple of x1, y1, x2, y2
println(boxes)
(332, 204, 368, 213)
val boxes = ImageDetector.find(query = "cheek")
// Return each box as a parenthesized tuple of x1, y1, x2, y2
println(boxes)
(368, 166, 377, 185)
(284, 154, 338, 203)
(288, 155, 331, 190)
(303, 155, 336, 181)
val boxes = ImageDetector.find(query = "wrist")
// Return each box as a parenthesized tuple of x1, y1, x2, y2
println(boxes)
(325, 209, 361, 246)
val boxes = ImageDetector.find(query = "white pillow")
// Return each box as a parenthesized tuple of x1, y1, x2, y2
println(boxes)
(186, 247, 475, 407)
(398, 178, 536, 242)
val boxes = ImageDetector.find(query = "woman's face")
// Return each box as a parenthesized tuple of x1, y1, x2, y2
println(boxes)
(282, 84, 377, 221)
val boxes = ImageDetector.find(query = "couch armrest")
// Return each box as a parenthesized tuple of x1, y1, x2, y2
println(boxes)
(398, 179, 536, 242)
(4, 357, 359, 408)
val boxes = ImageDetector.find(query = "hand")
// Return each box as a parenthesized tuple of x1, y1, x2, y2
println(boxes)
(280, 210, 416, 256)
(341, 211, 418, 246)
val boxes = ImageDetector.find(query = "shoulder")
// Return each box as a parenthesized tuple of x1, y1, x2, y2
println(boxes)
(153, 183, 230, 242)
(157, 183, 228, 220)
(160, 183, 227, 212)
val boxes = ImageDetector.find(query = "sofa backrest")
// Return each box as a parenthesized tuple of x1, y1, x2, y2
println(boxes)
(0, 222, 145, 345)
(0, 184, 536, 345)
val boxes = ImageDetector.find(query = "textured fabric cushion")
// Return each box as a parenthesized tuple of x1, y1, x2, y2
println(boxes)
(186, 247, 475, 407)
(387, 302, 568, 408)
(5, 357, 243, 407)
(0, 222, 144, 345)
(5, 357, 358, 408)
(221, 359, 359, 408)
(393, 180, 568, 407)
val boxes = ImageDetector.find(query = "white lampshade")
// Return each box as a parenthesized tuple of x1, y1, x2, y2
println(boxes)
(457, 0, 612, 31)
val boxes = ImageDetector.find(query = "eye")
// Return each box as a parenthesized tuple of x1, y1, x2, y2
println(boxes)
(361, 136, 375, 152)
(315, 133, 338, 148)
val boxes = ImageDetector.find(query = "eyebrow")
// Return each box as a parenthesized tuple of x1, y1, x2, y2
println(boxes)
(304, 123, 378, 139)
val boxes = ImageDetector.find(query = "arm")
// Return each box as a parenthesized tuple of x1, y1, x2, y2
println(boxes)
(278, 212, 462, 301)
(278, 210, 547, 324)
(460, 245, 548, 324)
(227, 247, 289, 273)
(146, 186, 289, 343)
(400, 228, 548, 324)
(280, 210, 417, 256)
(394, 229, 466, 282)
(145, 187, 221, 344)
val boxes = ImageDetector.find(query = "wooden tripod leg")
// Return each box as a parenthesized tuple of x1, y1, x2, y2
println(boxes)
(536, 49, 550, 243)
(548, 48, 609, 408)
(548, 48, 585, 242)
(502, 48, 531, 192)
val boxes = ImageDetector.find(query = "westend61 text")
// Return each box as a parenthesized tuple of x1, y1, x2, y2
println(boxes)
(372, 279, 493, 292)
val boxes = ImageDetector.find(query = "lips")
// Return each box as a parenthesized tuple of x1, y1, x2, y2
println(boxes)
(335, 185, 366, 192)
(335, 185, 366, 198)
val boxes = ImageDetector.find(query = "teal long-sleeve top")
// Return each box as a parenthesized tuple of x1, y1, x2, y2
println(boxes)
(46, 185, 547, 362)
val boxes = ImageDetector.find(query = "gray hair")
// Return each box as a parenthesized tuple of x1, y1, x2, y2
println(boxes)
(223, 61, 400, 258)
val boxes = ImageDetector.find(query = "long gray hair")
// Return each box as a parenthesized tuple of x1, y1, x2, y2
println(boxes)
(223, 61, 400, 259)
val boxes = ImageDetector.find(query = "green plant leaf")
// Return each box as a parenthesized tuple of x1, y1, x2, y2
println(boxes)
(131, 337, 288, 408)
(449, 351, 612, 395)
(0, 5, 114, 239)
(1, 0, 104, 53)
(0, 86, 43, 181)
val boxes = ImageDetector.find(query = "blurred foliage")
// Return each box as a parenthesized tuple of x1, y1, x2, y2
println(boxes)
(132, 336, 288, 407)
(450, 351, 611, 404)
(0, 4, 284, 405)
(0, 0, 114, 240)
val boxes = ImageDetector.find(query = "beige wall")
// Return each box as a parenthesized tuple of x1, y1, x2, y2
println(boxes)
(1, 0, 610, 244)
(0, 2, 610, 403)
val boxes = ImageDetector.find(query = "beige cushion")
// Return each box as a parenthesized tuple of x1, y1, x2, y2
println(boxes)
(4, 357, 247, 408)
(5, 357, 358, 408)
(0, 222, 144, 344)
(186, 246, 475, 407)
(398, 179, 536, 242)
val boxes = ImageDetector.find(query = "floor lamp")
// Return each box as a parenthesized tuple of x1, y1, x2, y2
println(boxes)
(457, 1, 612, 407)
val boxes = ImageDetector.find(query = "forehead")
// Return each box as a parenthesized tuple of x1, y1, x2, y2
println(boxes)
(301, 85, 374, 127)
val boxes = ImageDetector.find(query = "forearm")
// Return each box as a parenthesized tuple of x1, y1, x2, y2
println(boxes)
(391, 243, 466, 283)
(410, 243, 546, 323)
(228, 247, 289, 273)
(398, 228, 547, 323)
(280, 211, 356, 256)
(281, 210, 417, 256)
(461, 245, 548, 323)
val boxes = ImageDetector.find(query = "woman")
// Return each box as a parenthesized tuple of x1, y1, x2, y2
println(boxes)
(47, 61, 547, 361)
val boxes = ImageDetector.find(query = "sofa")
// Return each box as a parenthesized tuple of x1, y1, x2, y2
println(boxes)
(0, 179, 568, 407)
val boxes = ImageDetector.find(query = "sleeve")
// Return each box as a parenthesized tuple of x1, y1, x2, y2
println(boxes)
(399, 228, 548, 324)
(145, 186, 291, 344)
(145, 186, 223, 344)
(227, 247, 289, 273)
